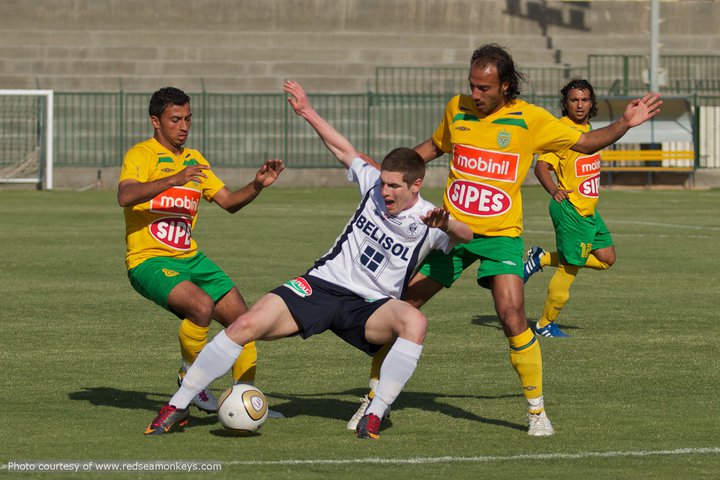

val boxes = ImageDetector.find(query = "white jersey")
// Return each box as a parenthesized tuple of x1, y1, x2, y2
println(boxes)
(307, 157, 455, 300)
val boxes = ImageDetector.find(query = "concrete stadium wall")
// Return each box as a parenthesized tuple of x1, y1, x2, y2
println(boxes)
(0, 0, 717, 93)
(3, 0, 720, 189)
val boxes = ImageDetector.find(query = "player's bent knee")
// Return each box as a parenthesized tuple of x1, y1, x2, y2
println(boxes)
(225, 313, 257, 345)
(397, 310, 427, 344)
(178, 298, 215, 327)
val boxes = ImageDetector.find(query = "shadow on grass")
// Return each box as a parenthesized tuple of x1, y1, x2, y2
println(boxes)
(68, 386, 526, 433)
(67, 386, 222, 428)
(265, 389, 526, 433)
(470, 315, 504, 330)
(472, 314, 581, 334)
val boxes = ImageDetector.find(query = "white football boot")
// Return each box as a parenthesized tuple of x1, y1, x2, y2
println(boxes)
(527, 410, 555, 436)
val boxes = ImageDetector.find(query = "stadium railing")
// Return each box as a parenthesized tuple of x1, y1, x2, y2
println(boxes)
(45, 88, 720, 171)
(374, 65, 587, 97)
(600, 148, 696, 187)
(588, 54, 720, 96)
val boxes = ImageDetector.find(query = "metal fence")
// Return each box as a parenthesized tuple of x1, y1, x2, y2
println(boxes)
(53, 91, 456, 169)
(50, 87, 720, 170)
(375, 65, 587, 98)
(588, 54, 720, 96)
(376, 55, 720, 97)
(694, 95, 720, 169)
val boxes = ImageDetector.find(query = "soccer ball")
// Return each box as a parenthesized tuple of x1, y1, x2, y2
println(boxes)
(217, 384, 269, 435)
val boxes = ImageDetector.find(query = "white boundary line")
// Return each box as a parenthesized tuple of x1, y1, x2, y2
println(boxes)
(611, 220, 720, 231)
(223, 447, 720, 466)
(1, 447, 717, 470)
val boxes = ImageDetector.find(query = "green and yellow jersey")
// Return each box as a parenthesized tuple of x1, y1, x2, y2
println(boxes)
(537, 116, 600, 217)
(432, 96, 582, 237)
(119, 138, 225, 270)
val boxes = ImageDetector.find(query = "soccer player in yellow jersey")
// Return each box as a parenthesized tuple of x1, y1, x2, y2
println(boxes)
(350, 45, 661, 437)
(118, 87, 285, 424)
(524, 80, 616, 338)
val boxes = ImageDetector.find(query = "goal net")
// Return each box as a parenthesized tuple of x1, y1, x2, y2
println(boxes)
(0, 90, 54, 189)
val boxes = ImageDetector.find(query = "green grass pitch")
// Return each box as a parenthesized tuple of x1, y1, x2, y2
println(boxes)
(0, 185, 718, 479)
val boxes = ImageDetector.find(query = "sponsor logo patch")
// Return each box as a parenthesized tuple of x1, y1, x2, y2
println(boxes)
(578, 174, 600, 198)
(451, 144, 519, 183)
(283, 277, 313, 297)
(447, 180, 512, 217)
(149, 216, 193, 250)
(150, 186, 201, 218)
(574, 154, 601, 178)
(162, 268, 179, 277)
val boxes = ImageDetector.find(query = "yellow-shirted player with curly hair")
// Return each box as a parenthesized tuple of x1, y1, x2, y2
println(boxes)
(350, 45, 661, 437)
(118, 87, 285, 427)
(524, 79, 616, 338)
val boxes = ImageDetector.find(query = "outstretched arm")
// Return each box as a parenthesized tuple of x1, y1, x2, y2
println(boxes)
(284, 80, 357, 168)
(213, 159, 285, 213)
(572, 92, 662, 154)
(420, 207, 473, 245)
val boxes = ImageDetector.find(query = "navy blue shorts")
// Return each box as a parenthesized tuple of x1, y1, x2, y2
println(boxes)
(270, 275, 390, 355)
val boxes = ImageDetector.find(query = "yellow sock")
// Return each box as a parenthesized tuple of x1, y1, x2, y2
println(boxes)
(232, 341, 257, 384)
(508, 328, 543, 407)
(537, 264, 578, 329)
(541, 251, 560, 268)
(178, 319, 208, 366)
(584, 254, 611, 270)
(368, 343, 391, 398)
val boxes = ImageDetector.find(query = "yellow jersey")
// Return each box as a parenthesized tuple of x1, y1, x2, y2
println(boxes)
(537, 116, 600, 217)
(432, 96, 582, 237)
(119, 138, 225, 270)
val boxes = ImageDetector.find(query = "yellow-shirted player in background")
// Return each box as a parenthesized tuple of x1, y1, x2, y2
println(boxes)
(118, 87, 285, 430)
(349, 45, 661, 437)
(524, 79, 616, 338)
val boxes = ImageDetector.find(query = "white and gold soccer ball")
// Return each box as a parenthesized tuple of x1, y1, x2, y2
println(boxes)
(217, 384, 269, 435)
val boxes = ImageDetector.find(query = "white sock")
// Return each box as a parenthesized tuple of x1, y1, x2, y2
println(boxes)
(366, 337, 422, 418)
(528, 395, 545, 413)
(169, 330, 243, 409)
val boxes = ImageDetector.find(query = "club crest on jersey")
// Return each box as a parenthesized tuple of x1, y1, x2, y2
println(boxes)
(407, 222, 419, 238)
(283, 277, 312, 297)
(497, 129, 511, 148)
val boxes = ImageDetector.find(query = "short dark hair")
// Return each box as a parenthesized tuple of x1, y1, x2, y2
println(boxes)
(560, 79, 598, 119)
(470, 44, 525, 101)
(381, 147, 426, 186)
(149, 87, 190, 118)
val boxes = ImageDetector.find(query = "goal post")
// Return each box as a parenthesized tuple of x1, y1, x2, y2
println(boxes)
(0, 89, 54, 190)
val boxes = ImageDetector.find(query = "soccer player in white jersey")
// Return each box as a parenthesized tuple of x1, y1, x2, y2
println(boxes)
(145, 81, 473, 439)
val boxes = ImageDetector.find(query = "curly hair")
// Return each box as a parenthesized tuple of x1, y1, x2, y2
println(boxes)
(470, 44, 525, 101)
(559, 79, 598, 119)
(149, 87, 190, 118)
